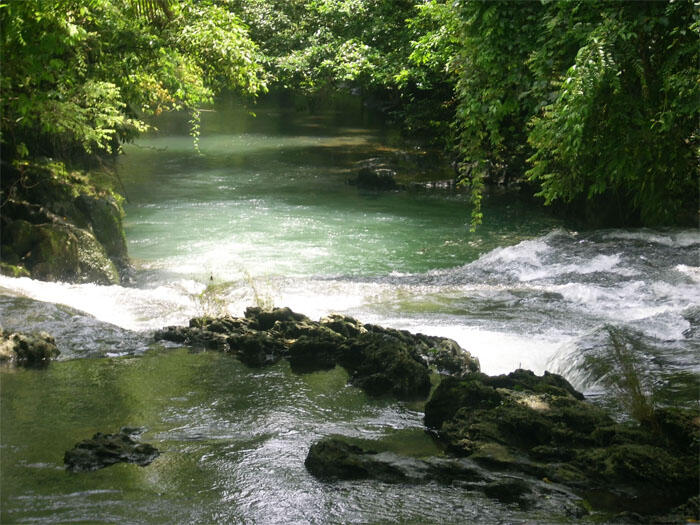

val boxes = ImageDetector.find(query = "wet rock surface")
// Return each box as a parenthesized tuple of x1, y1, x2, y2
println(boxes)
(424, 371, 700, 519)
(64, 428, 159, 473)
(0, 328, 60, 367)
(155, 307, 698, 520)
(0, 162, 129, 284)
(304, 435, 585, 513)
(155, 307, 479, 401)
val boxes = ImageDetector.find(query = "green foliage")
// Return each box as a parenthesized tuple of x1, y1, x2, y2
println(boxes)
(230, 0, 417, 96)
(450, 0, 698, 227)
(451, 1, 553, 227)
(605, 327, 656, 427)
(3, 0, 695, 228)
(0, 0, 265, 163)
(527, 1, 699, 225)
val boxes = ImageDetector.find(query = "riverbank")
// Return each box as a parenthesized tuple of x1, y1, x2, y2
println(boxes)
(0, 160, 130, 284)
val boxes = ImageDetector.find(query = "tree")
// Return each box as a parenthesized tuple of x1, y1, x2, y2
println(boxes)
(527, 1, 699, 225)
(449, 0, 698, 227)
(0, 0, 266, 163)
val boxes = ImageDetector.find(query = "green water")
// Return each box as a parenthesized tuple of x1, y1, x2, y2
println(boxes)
(1, 100, 697, 524)
(0, 349, 546, 524)
(118, 104, 560, 281)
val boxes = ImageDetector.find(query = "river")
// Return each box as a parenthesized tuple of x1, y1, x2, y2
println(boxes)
(1, 101, 698, 523)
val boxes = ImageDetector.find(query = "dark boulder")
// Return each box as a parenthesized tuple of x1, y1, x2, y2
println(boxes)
(154, 325, 229, 351)
(305, 437, 406, 483)
(353, 167, 399, 190)
(424, 370, 700, 516)
(229, 331, 286, 367)
(484, 368, 585, 400)
(339, 332, 431, 400)
(244, 306, 311, 331)
(483, 478, 532, 506)
(305, 435, 585, 514)
(320, 314, 365, 338)
(423, 337, 480, 377)
(0, 162, 129, 284)
(75, 193, 128, 269)
(64, 429, 159, 472)
(155, 309, 481, 400)
(287, 328, 345, 373)
(423, 375, 502, 429)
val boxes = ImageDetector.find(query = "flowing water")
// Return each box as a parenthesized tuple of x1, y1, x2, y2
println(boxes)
(1, 102, 698, 523)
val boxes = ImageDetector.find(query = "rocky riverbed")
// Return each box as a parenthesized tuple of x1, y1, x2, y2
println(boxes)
(154, 307, 699, 522)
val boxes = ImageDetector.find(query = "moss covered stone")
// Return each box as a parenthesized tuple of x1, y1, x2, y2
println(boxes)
(0, 262, 31, 278)
(424, 369, 700, 516)
(156, 308, 474, 401)
(339, 332, 432, 400)
(0, 329, 60, 367)
(0, 161, 129, 283)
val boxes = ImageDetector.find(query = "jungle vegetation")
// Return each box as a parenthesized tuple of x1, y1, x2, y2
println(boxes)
(2, 0, 698, 227)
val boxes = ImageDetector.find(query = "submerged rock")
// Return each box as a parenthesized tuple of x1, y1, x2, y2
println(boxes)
(304, 435, 583, 512)
(64, 429, 159, 472)
(305, 437, 408, 483)
(353, 166, 399, 190)
(0, 329, 60, 367)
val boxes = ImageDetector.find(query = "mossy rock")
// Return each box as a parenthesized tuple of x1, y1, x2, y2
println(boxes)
(288, 328, 345, 373)
(426, 369, 699, 516)
(424, 375, 502, 429)
(653, 407, 700, 453)
(0, 262, 31, 278)
(484, 369, 584, 400)
(1, 161, 129, 283)
(64, 429, 159, 473)
(483, 478, 532, 506)
(74, 227, 120, 284)
(4, 218, 38, 257)
(426, 337, 480, 376)
(228, 332, 286, 367)
(573, 444, 696, 489)
(339, 332, 431, 400)
(28, 224, 81, 281)
(319, 313, 366, 338)
(244, 306, 311, 331)
(23, 223, 119, 284)
(0, 329, 60, 367)
(75, 194, 128, 264)
(305, 437, 407, 483)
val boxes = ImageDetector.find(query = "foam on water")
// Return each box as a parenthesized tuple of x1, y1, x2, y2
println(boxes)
(1, 227, 697, 379)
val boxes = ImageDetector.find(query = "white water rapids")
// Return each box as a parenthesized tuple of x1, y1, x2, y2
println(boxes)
(2, 228, 698, 400)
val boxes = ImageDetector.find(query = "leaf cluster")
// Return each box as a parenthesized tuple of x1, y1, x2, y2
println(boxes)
(451, 0, 698, 227)
(0, 0, 266, 163)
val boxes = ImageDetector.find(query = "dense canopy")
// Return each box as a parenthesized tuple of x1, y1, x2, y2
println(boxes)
(1, 0, 697, 226)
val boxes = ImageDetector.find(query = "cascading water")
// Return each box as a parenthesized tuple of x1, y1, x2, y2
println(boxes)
(1, 105, 697, 523)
